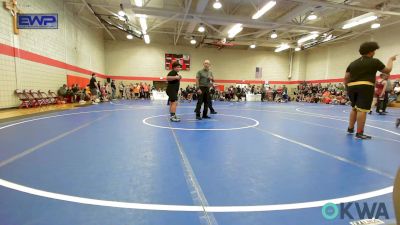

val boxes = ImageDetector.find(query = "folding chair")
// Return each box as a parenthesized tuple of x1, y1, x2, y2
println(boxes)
(48, 90, 61, 104)
(23, 89, 38, 107)
(47, 90, 56, 104)
(15, 89, 31, 108)
(30, 90, 46, 107)
(38, 90, 50, 105)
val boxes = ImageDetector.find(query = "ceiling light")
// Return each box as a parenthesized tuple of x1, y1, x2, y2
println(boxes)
(298, 33, 319, 44)
(343, 16, 377, 29)
(342, 12, 378, 29)
(127, 34, 133, 40)
(118, 10, 125, 17)
(139, 16, 148, 34)
(190, 37, 197, 45)
(252, 1, 277, 20)
(322, 34, 334, 42)
(270, 30, 278, 39)
(250, 44, 256, 49)
(198, 24, 205, 33)
(371, 23, 381, 29)
(213, 0, 222, 9)
(228, 23, 243, 38)
(135, 0, 143, 7)
(307, 12, 317, 20)
(275, 43, 290, 52)
(144, 34, 150, 44)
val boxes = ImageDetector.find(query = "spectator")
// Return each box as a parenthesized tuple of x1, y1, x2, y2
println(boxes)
(376, 73, 388, 115)
(260, 85, 266, 102)
(97, 81, 101, 97)
(72, 84, 79, 102)
(394, 82, 400, 94)
(235, 86, 242, 102)
(143, 83, 149, 99)
(105, 83, 112, 100)
(89, 73, 99, 104)
(111, 80, 116, 100)
(134, 83, 140, 99)
(119, 82, 125, 99)
(57, 84, 67, 101)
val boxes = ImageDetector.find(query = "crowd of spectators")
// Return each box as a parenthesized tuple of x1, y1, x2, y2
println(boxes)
(293, 79, 400, 106)
(56, 78, 400, 106)
(293, 82, 350, 105)
(120, 82, 151, 100)
(178, 84, 290, 102)
(57, 80, 152, 104)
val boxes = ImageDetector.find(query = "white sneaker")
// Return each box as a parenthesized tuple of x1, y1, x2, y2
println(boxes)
(170, 115, 181, 122)
(92, 101, 98, 105)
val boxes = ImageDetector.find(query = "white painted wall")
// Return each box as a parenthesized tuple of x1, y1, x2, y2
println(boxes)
(0, 0, 105, 108)
(304, 25, 400, 81)
(105, 41, 291, 82)
(292, 51, 307, 81)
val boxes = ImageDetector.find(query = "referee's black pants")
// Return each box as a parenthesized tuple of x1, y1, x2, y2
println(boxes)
(382, 91, 389, 112)
(195, 87, 209, 116)
(208, 95, 216, 113)
(376, 91, 389, 113)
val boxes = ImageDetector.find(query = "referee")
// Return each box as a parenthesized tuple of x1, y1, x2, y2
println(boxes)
(89, 73, 99, 105)
(195, 59, 215, 120)
(344, 42, 396, 139)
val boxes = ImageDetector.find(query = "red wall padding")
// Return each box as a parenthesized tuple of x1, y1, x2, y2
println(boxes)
(67, 75, 89, 88)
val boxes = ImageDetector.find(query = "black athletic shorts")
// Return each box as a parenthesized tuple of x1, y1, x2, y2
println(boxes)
(166, 87, 178, 102)
(347, 84, 374, 112)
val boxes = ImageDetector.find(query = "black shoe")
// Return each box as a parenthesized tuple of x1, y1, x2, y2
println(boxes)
(202, 115, 211, 119)
(368, 111, 372, 115)
(347, 127, 354, 134)
(378, 112, 385, 115)
(396, 119, 400, 128)
(210, 111, 217, 114)
(355, 133, 372, 140)
(196, 115, 202, 120)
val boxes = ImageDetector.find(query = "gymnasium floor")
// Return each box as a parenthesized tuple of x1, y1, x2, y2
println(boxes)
(0, 101, 398, 225)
